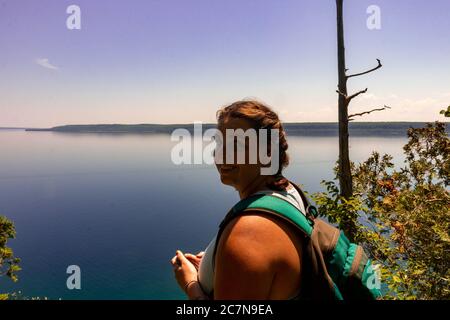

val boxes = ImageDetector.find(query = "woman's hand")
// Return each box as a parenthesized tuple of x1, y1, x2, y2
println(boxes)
(184, 251, 205, 270)
(170, 250, 198, 293)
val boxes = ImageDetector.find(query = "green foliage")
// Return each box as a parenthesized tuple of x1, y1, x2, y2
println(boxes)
(0, 291, 48, 300)
(312, 121, 450, 299)
(440, 105, 450, 117)
(1, 215, 21, 298)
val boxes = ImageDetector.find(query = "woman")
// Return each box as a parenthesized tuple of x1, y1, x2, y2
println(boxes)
(170, 100, 306, 300)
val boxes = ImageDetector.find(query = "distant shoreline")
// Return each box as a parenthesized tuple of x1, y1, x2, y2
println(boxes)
(0, 127, 27, 130)
(2, 122, 441, 137)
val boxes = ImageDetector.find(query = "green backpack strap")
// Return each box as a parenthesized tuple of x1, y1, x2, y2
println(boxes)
(222, 193, 314, 236)
(212, 193, 314, 270)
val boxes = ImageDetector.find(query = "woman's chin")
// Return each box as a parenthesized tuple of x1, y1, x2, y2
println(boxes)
(219, 174, 236, 186)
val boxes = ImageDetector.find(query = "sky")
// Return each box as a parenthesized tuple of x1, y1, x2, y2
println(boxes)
(0, 0, 449, 127)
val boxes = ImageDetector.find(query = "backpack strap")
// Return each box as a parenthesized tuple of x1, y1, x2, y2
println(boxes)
(226, 193, 314, 235)
(288, 181, 320, 222)
(212, 191, 314, 269)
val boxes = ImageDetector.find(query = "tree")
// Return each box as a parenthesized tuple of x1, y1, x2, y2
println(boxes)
(0, 215, 21, 300)
(440, 105, 450, 117)
(335, 0, 389, 201)
(313, 119, 450, 299)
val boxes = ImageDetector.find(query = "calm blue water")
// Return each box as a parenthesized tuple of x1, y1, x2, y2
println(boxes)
(0, 129, 406, 299)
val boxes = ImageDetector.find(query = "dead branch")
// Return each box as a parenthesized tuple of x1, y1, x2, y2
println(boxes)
(347, 59, 382, 79)
(348, 105, 391, 120)
(347, 88, 368, 102)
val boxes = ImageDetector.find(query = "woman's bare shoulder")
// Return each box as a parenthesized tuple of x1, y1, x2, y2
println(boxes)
(214, 211, 304, 299)
(218, 211, 303, 262)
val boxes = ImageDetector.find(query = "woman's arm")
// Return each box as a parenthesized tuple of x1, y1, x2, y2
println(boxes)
(185, 280, 209, 300)
(214, 214, 281, 300)
(171, 250, 210, 300)
(172, 213, 300, 300)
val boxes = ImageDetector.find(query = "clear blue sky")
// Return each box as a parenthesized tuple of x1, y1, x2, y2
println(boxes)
(1, 0, 449, 127)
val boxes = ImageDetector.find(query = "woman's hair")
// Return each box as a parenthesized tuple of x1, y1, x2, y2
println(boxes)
(216, 99, 290, 190)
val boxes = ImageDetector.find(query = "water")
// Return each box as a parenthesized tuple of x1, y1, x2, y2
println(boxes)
(0, 129, 407, 299)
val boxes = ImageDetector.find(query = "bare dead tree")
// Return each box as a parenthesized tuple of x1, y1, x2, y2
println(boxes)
(336, 0, 388, 199)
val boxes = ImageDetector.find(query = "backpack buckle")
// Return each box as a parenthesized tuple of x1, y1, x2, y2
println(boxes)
(306, 205, 319, 224)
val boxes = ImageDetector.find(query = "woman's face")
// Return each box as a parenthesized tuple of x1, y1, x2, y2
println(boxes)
(215, 117, 264, 192)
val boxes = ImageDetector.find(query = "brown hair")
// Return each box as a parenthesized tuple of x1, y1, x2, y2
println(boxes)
(216, 100, 290, 191)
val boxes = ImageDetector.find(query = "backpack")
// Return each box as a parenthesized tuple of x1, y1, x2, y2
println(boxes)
(212, 181, 382, 300)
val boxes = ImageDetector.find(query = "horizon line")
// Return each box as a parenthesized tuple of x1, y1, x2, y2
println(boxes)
(1, 120, 445, 130)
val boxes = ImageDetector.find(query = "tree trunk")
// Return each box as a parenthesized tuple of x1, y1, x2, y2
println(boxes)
(336, 0, 353, 199)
